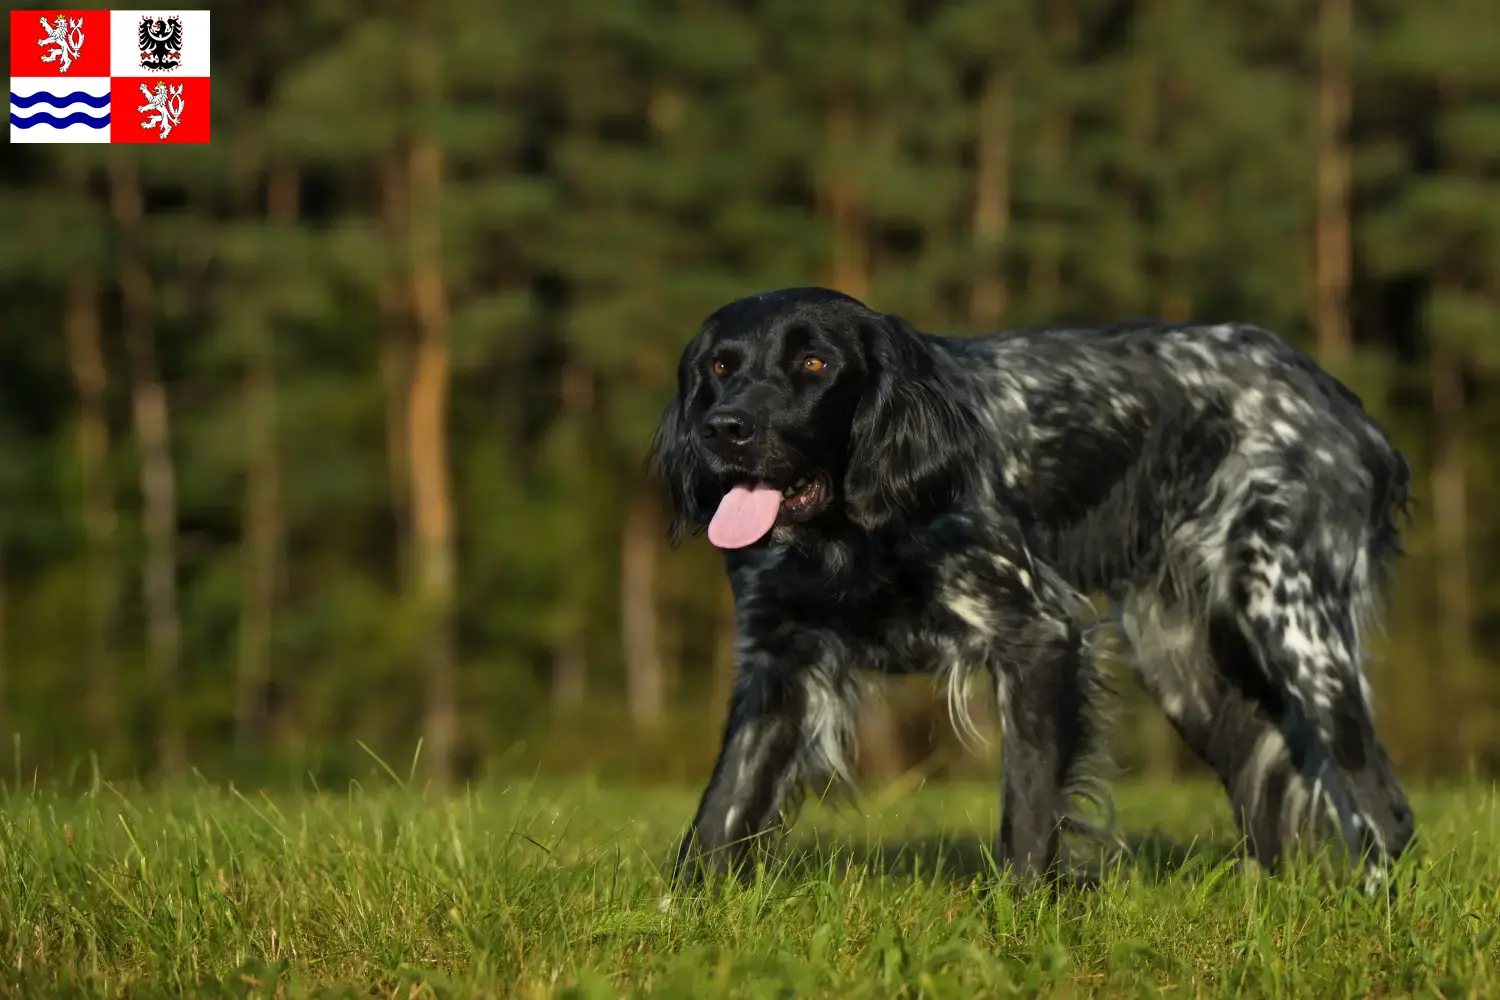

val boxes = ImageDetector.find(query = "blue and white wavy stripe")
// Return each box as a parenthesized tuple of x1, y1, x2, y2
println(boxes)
(10, 90, 110, 130)
(11, 110, 111, 128)
(11, 91, 110, 110)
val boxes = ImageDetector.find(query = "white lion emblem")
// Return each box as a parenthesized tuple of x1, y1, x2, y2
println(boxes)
(38, 14, 86, 73)
(137, 82, 185, 140)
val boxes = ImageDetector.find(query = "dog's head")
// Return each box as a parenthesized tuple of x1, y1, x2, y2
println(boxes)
(650, 287, 983, 549)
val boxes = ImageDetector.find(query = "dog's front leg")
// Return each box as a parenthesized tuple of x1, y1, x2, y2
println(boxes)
(939, 529, 1096, 890)
(671, 640, 853, 890)
(993, 604, 1093, 890)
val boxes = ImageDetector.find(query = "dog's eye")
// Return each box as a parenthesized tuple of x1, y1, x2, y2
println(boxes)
(802, 355, 826, 373)
(711, 358, 731, 376)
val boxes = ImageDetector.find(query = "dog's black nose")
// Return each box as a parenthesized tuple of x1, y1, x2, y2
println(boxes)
(701, 408, 755, 445)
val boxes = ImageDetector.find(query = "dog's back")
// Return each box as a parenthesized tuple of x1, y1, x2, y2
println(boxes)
(931, 321, 1411, 599)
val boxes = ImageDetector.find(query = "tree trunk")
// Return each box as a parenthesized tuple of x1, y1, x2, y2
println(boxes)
(109, 154, 184, 777)
(620, 494, 665, 731)
(235, 166, 296, 757)
(0, 555, 7, 743)
(407, 129, 458, 787)
(859, 689, 907, 787)
(822, 98, 868, 300)
(1028, 115, 1072, 318)
(1430, 349, 1471, 770)
(553, 638, 588, 711)
(379, 151, 414, 590)
(1118, 5, 1159, 325)
(970, 68, 1014, 330)
(1027, 3, 1076, 320)
(1314, 0, 1353, 364)
(63, 240, 120, 753)
(551, 362, 594, 713)
(1160, 183, 1210, 324)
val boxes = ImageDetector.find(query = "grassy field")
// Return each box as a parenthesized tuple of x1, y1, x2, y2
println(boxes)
(1, 772, 1497, 998)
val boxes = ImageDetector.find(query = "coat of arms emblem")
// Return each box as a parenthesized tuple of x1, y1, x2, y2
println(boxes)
(137, 81, 185, 140)
(137, 15, 183, 72)
(37, 14, 86, 73)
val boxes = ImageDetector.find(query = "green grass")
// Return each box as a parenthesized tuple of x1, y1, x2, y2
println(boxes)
(2, 775, 1498, 998)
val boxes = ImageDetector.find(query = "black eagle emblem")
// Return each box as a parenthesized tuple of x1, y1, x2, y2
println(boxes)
(137, 15, 183, 72)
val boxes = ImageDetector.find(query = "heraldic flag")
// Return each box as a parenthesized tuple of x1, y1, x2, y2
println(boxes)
(10, 9, 210, 143)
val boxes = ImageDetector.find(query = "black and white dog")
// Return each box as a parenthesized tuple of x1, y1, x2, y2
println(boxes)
(650, 287, 1414, 890)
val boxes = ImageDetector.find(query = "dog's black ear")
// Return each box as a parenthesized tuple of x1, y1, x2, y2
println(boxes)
(843, 315, 982, 531)
(648, 391, 714, 547)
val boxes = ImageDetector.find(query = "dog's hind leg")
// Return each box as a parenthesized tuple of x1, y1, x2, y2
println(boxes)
(1227, 539, 1414, 880)
(1116, 588, 1303, 868)
(670, 651, 858, 888)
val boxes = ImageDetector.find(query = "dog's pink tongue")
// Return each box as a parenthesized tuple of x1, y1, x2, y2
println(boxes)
(707, 483, 782, 549)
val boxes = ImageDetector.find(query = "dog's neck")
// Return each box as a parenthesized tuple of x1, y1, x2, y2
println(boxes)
(723, 510, 957, 608)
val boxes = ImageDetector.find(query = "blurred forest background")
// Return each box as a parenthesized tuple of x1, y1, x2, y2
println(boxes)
(0, 0, 1497, 791)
